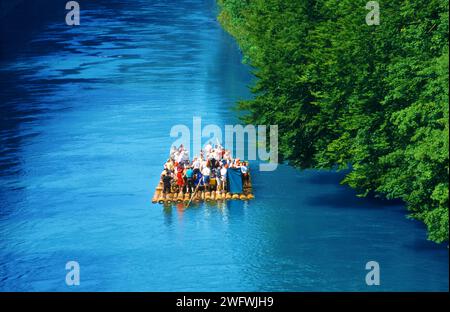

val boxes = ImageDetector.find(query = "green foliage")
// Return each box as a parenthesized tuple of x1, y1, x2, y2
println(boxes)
(218, 0, 449, 243)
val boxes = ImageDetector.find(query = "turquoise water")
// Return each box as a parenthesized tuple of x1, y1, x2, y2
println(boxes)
(0, 0, 448, 291)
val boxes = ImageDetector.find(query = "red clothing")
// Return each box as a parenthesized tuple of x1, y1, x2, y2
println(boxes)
(176, 170, 184, 186)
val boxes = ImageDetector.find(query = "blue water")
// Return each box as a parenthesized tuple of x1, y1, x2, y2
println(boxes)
(0, 0, 448, 292)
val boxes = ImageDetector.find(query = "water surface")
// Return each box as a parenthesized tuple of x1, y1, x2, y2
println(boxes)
(0, 0, 448, 291)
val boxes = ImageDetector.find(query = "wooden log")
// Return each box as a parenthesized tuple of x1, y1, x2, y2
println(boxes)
(215, 191, 221, 200)
(226, 193, 232, 200)
(239, 194, 247, 200)
(247, 194, 254, 200)
(184, 193, 190, 202)
(166, 193, 174, 204)
(243, 185, 252, 191)
(158, 194, 165, 204)
(205, 192, 211, 202)
(210, 191, 216, 201)
(155, 182, 163, 196)
(177, 192, 184, 203)
(232, 194, 239, 200)
(152, 188, 161, 203)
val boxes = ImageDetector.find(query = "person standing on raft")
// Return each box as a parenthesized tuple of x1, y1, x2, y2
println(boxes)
(201, 164, 211, 190)
(162, 170, 172, 194)
(185, 166, 194, 193)
(220, 164, 228, 193)
(176, 165, 184, 192)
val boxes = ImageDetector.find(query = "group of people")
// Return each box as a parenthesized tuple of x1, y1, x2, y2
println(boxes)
(160, 143, 249, 194)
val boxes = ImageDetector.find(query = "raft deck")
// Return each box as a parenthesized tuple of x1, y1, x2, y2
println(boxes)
(152, 172, 254, 205)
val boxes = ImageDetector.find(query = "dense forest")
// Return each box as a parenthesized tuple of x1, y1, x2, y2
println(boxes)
(218, 0, 449, 243)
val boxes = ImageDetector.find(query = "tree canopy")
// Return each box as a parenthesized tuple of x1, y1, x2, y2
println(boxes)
(218, 0, 449, 243)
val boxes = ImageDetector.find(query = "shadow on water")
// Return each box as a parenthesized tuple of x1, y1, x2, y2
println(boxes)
(0, 77, 41, 179)
(303, 170, 405, 209)
(305, 190, 405, 210)
(0, 0, 66, 182)
(0, 0, 129, 182)
(0, 0, 66, 59)
(406, 236, 449, 251)
(305, 170, 348, 185)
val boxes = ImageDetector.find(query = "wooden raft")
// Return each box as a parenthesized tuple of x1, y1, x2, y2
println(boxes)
(151, 174, 254, 205)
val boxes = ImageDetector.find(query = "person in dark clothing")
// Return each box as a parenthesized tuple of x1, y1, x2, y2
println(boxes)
(210, 158, 216, 170)
(162, 172, 172, 194)
(209, 172, 217, 192)
(185, 166, 194, 193)
(194, 172, 204, 192)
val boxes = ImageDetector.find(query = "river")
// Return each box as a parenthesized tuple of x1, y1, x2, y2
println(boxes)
(0, 0, 448, 291)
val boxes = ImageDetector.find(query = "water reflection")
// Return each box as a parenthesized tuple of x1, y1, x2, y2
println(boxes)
(162, 205, 173, 227)
(161, 199, 241, 227)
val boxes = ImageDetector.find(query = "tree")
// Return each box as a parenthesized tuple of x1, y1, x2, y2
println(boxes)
(218, 0, 449, 243)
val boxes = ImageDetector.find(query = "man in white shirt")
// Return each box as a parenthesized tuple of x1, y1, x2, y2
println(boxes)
(193, 157, 201, 174)
(201, 159, 207, 170)
(206, 149, 214, 161)
(202, 166, 211, 177)
(220, 165, 228, 192)
(204, 142, 213, 155)
(202, 166, 211, 189)
(182, 150, 189, 163)
(176, 152, 184, 164)
(241, 161, 249, 186)
(170, 146, 177, 160)
(214, 148, 222, 161)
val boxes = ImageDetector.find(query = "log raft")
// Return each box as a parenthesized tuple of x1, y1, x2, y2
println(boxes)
(151, 172, 255, 205)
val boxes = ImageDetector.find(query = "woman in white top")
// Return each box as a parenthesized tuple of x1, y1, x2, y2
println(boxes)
(220, 165, 227, 193)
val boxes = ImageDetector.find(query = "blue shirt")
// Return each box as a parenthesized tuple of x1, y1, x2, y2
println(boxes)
(194, 173, 204, 186)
